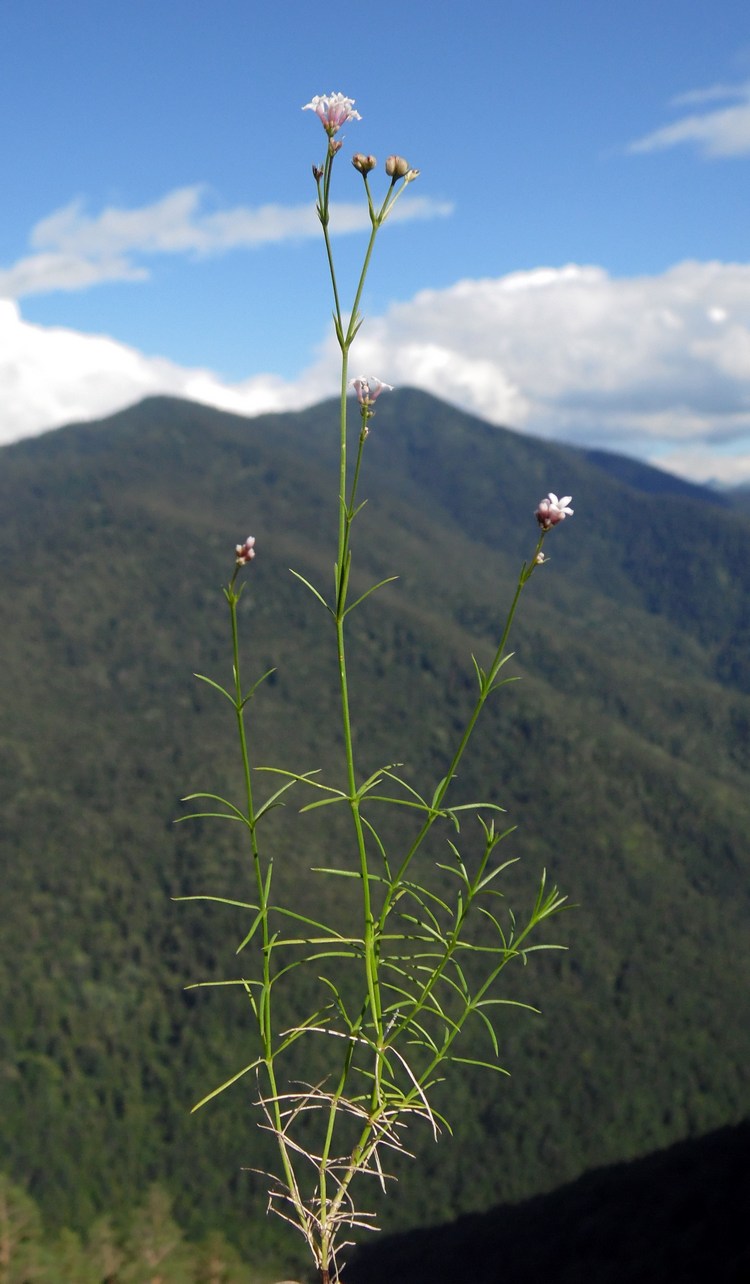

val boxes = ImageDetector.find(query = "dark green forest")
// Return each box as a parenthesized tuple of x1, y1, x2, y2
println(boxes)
(3, 1120, 749, 1282)
(0, 1177, 261, 1283)
(1, 390, 749, 1279)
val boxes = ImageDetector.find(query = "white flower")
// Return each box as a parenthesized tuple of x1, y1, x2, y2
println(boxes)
(535, 493, 574, 529)
(302, 93, 361, 134)
(349, 376, 393, 405)
(549, 493, 573, 516)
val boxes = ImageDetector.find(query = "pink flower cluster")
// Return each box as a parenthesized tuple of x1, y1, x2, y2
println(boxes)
(302, 93, 361, 135)
(535, 493, 574, 530)
(235, 535, 256, 565)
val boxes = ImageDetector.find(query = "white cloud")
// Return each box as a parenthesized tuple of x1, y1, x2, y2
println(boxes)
(0, 251, 148, 298)
(657, 442, 750, 487)
(3, 259, 750, 485)
(628, 80, 750, 157)
(0, 299, 312, 443)
(0, 186, 454, 299)
(349, 260, 750, 447)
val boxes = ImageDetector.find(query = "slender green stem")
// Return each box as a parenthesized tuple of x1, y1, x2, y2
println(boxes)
(321, 225, 343, 340)
(226, 583, 303, 1229)
(318, 382, 382, 1242)
(317, 153, 344, 336)
(313, 175, 395, 1257)
(336, 354, 350, 603)
(343, 219, 379, 348)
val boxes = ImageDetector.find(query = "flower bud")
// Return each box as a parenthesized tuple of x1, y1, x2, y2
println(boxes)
(352, 153, 377, 174)
(312, 164, 324, 181)
(385, 155, 410, 178)
(235, 535, 256, 565)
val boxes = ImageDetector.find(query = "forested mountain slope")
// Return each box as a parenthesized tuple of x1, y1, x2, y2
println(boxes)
(1, 391, 748, 1274)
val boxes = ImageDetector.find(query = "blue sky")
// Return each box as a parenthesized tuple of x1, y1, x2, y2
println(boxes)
(1, 0, 750, 481)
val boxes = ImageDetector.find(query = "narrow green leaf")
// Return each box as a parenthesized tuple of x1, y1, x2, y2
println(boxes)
(175, 810, 246, 825)
(360, 813, 392, 880)
(173, 895, 255, 910)
(269, 905, 349, 936)
(311, 866, 381, 879)
(300, 794, 349, 812)
(381, 988, 419, 1011)
(438, 846, 468, 882)
(365, 794, 436, 813)
(269, 950, 359, 984)
(476, 997, 541, 1014)
(470, 653, 486, 691)
(344, 575, 399, 617)
(255, 766, 323, 785)
(288, 947, 359, 961)
(449, 1056, 510, 1076)
(488, 674, 523, 696)
(289, 567, 332, 612)
(448, 960, 470, 997)
(379, 768, 429, 807)
(430, 774, 454, 808)
(318, 975, 354, 1028)
(475, 1006, 499, 1058)
(191, 1058, 262, 1112)
(275, 1007, 339, 1052)
(180, 792, 248, 822)
(356, 766, 388, 796)
(490, 650, 516, 674)
(444, 801, 508, 816)
(398, 880, 452, 914)
(239, 666, 277, 709)
(254, 777, 299, 819)
(193, 672, 235, 703)
(236, 909, 265, 954)
(436, 862, 464, 883)
(398, 1018, 439, 1053)
(476, 905, 510, 948)
(184, 978, 260, 990)
(475, 855, 519, 891)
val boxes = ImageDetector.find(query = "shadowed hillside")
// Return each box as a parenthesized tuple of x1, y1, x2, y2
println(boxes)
(349, 1120, 750, 1283)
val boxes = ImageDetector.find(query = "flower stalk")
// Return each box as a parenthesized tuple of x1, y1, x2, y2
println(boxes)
(183, 93, 575, 1284)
